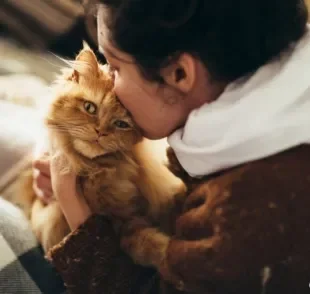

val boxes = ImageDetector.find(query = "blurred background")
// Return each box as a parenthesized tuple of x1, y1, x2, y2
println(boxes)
(0, 0, 101, 81)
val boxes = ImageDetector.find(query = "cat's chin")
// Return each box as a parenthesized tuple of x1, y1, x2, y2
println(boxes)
(91, 152, 115, 160)
(73, 138, 107, 159)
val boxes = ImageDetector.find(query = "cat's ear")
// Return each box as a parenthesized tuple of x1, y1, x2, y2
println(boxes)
(69, 69, 80, 83)
(75, 47, 99, 73)
(82, 40, 91, 50)
(68, 44, 99, 82)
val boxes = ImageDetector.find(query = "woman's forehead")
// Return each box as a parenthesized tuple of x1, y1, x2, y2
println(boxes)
(98, 40, 134, 66)
(97, 25, 129, 61)
(99, 43, 134, 64)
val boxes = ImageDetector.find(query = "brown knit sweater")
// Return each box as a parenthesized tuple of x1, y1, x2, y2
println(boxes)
(48, 145, 310, 294)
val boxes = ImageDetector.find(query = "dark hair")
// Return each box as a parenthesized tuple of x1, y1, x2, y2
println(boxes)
(99, 0, 308, 82)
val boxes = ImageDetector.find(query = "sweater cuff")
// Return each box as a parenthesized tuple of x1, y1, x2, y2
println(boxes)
(46, 214, 118, 276)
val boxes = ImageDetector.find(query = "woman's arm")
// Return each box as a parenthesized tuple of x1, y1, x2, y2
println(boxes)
(47, 214, 159, 294)
(34, 153, 159, 294)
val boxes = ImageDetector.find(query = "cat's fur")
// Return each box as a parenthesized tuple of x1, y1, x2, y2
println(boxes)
(20, 45, 186, 269)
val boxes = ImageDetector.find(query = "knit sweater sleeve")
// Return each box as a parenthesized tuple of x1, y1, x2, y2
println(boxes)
(47, 214, 159, 294)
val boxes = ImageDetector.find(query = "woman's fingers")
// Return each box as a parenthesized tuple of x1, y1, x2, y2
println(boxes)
(32, 170, 54, 204)
(49, 153, 91, 230)
(33, 156, 51, 177)
(32, 152, 54, 204)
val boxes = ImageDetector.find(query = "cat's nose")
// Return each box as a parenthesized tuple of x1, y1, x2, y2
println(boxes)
(95, 128, 108, 137)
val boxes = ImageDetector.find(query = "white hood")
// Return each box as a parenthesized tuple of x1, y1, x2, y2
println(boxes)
(168, 26, 310, 178)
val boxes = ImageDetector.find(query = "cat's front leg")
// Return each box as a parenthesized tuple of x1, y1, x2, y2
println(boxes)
(120, 217, 170, 269)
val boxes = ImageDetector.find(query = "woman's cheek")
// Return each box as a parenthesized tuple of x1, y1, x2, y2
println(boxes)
(114, 79, 132, 110)
(113, 75, 124, 100)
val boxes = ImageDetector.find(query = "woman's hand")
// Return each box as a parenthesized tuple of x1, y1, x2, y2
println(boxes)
(33, 152, 54, 204)
(33, 151, 92, 231)
(51, 155, 92, 231)
(50, 153, 92, 231)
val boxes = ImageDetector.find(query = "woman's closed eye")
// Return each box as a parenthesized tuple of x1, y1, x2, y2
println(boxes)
(107, 63, 119, 76)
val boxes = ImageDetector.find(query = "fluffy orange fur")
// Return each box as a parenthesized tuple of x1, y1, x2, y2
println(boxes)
(20, 44, 186, 269)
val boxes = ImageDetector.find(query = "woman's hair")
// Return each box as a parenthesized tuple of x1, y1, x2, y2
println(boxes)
(99, 0, 308, 82)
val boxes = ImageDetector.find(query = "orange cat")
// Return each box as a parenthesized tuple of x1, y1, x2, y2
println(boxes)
(20, 45, 186, 270)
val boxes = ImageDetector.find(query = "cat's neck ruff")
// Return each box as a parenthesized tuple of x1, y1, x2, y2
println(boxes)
(76, 149, 138, 176)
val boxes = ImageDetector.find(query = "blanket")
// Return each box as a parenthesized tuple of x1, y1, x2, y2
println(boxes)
(0, 198, 66, 294)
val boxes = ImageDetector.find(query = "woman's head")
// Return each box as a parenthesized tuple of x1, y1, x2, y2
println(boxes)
(97, 0, 308, 139)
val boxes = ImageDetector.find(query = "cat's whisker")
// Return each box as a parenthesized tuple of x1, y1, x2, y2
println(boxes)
(69, 128, 90, 136)
(39, 54, 67, 69)
(47, 125, 69, 131)
(47, 128, 68, 133)
(70, 126, 90, 133)
(47, 124, 68, 129)
(47, 122, 81, 130)
(76, 125, 91, 131)
(47, 127, 71, 134)
(65, 121, 90, 127)
(48, 53, 73, 68)
(51, 55, 94, 77)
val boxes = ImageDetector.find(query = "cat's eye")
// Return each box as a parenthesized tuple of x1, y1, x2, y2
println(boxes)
(83, 101, 97, 115)
(114, 120, 130, 129)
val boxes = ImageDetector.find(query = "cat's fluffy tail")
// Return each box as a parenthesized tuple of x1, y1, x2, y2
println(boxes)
(17, 168, 37, 219)
(133, 139, 186, 219)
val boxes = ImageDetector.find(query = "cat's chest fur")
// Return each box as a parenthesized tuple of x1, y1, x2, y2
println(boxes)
(78, 157, 146, 220)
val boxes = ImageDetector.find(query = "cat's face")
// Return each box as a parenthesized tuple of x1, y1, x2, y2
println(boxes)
(46, 46, 142, 160)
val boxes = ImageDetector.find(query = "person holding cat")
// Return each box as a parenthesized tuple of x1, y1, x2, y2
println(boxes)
(12, 0, 310, 293)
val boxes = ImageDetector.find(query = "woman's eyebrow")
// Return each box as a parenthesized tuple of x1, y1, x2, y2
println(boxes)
(99, 45, 133, 64)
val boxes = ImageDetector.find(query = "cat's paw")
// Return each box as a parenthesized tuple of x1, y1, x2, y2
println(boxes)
(120, 218, 169, 269)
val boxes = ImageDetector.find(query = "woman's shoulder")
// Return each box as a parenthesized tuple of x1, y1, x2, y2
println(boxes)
(178, 144, 310, 240)
(170, 144, 310, 218)
(191, 144, 310, 199)
(168, 144, 310, 293)
(177, 144, 310, 237)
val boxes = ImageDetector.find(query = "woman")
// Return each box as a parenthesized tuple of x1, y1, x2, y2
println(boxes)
(10, 0, 310, 293)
